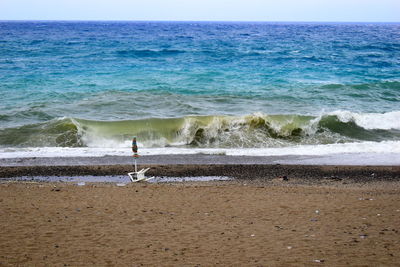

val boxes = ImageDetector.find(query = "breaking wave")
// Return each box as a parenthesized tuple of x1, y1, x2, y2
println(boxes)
(0, 111, 399, 148)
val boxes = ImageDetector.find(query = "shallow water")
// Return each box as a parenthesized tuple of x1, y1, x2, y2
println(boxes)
(3, 175, 233, 184)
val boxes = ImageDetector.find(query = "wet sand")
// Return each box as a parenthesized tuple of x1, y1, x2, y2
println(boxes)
(1, 163, 400, 185)
(1, 155, 400, 184)
(1, 156, 400, 266)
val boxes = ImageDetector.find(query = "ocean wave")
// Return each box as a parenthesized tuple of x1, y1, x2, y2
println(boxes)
(325, 110, 400, 130)
(116, 49, 185, 57)
(0, 111, 399, 148)
(0, 118, 81, 147)
(320, 81, 400, 91)
(0, 110, 54, 123)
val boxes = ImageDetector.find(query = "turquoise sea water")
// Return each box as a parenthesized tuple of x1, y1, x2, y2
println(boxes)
(0, 21, 399, 157)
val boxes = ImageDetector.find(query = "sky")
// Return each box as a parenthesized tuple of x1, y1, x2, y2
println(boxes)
(1, 0, 399, 22)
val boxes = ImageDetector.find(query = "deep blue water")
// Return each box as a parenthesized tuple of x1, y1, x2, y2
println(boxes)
(0, 21, 399, 149)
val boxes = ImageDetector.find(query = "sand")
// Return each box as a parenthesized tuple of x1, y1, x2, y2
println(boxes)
(1, 179, 400, 266)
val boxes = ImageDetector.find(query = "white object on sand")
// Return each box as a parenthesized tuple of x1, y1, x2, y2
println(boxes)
(128, 168, 155, 182)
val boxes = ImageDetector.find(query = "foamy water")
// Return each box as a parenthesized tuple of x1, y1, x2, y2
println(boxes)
(1, 140, 399, 157)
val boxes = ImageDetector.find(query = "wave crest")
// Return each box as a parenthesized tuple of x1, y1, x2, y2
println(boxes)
(0, 111, 399, 148)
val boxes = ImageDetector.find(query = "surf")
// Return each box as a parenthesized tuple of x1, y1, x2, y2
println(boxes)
(0, 111, 399, 149)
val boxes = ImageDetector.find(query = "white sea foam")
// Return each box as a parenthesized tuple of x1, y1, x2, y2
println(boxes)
(0, 141, 399, 159)
(327, 110, 400, 130)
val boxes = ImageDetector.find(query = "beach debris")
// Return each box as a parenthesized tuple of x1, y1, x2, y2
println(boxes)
(315, 210, 320, 214)
(329, 175, 342, 181)
(77, 182, 85, 186)
(128, 167, 154, 182)
(287, 246, 292, 249)
(310, 218, 318, 222)
(359, 234, 368, 239)
(128, 137, 154, 182)
(250, 234, 255, 237)
(116, 183, 126, 187)
(51, 188, 61, 192)
(358, 197, 373, 201)
(278, 175, 288, 181)
(377, 214, 381, 216)
(313, 259, 325, 263)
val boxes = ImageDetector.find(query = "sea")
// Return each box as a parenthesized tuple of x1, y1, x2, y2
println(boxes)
(0, 21, 399, 163)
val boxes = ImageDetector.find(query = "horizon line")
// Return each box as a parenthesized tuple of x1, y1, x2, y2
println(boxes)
(0, 19, 399, 24)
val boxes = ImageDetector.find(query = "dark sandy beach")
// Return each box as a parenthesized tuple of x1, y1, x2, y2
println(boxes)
(1, 155, 400, 266)
(1, 155, 400, 183)
(1, 181, 400, 266)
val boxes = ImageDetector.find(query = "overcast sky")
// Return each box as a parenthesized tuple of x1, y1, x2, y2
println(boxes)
(1, 0, 399, 22)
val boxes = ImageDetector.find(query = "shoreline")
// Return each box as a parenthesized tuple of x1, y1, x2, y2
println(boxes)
(2, 152, 400, 166)
(1, 155, 399, 183)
